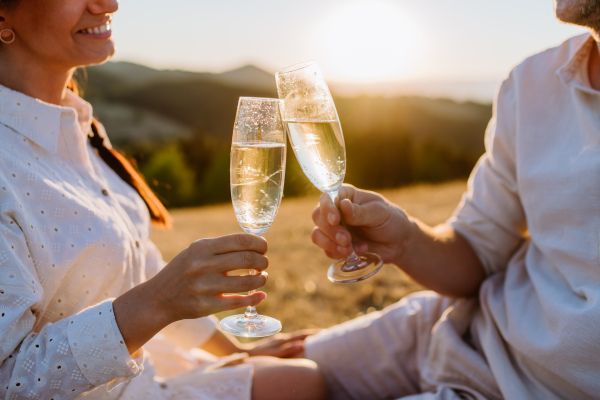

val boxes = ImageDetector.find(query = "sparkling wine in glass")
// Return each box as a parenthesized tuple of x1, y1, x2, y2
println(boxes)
(276, 61, 383, 284)
(219, 97, 285, 337)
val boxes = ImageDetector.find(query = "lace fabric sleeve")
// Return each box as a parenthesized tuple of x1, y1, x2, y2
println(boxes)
(0, 220, 143, 400)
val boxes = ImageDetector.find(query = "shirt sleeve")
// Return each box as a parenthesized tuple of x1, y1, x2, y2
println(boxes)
(447, 71, 527, 276)
(144, 240, 218, 351)
(0, 220, 143, 400)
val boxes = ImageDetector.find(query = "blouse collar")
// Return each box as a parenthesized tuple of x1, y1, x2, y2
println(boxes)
(0, 84, 93, 154)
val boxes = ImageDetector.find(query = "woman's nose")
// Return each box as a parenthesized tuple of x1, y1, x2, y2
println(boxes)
(89, 0, 119, 15)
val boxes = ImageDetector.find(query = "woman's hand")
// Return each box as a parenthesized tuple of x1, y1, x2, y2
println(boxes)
(114, 233, 270, 354)
(149, 233, 270, 321)
(311, 185, 413, 265)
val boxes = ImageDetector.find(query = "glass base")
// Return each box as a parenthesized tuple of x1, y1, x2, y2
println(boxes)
(327, 252, 384, 284)
(220, 314, 282, 338)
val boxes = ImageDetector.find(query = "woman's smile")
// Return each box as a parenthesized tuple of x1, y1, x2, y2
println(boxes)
(77, 19, 112, 39)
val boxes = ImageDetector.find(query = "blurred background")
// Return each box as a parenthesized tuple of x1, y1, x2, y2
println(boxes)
(82, 0, 586, 330)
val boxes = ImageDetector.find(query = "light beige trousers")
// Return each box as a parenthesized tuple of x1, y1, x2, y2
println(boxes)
(305, 291, 503, 400)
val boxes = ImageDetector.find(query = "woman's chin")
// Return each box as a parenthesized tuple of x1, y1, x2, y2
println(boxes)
(75, 44, 116, 67)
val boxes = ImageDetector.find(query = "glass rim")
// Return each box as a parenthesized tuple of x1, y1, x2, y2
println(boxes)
(275, 61, 317, 76)
(238, 96, 282, 102)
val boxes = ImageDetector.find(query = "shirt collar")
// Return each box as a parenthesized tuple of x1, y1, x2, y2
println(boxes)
(0, 84, 93, 153)
(557, 33, 598, 95)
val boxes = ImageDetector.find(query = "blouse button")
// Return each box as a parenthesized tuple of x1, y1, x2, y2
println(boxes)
(135, 241, 140, 248)
(101, 189, 109, 196)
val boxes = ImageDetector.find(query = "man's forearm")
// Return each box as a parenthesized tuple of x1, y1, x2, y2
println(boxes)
(395, 220, 485, 298)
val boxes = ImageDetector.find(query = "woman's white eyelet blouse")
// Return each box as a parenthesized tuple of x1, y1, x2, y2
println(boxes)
(0, 85, 250, 400)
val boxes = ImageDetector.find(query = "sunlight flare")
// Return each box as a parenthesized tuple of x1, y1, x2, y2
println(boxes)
(320, 0, 423, 82)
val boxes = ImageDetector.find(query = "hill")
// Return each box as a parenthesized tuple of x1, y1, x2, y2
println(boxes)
(76, 61, 491, 207)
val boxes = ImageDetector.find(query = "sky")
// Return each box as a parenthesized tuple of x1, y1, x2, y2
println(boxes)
(112, 0, 587, 100)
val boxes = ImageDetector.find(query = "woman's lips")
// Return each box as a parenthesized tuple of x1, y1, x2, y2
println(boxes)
(77, 21, 112, 38)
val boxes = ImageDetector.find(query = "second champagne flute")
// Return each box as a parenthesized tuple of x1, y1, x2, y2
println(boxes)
(276, 61, 383, 284)
(219, 97, 285, 338)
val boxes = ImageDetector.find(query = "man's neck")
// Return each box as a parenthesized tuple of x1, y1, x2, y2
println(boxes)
(587, 33, 600, 91)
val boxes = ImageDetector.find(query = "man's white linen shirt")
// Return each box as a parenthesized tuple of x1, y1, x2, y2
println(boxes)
(448, 33, 600, 399)
(0, 86, 224, 399)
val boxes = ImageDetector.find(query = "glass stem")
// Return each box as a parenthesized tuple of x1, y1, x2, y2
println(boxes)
(328, 191, 361, 267)
(244, 268, 260, 320)
(244, 230, 262, 320)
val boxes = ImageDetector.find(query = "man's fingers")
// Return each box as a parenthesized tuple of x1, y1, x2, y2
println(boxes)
(318, 192, 340, 226)
(354, 242, 369, 255)
(217, 292, 266, 312)
(196, 233, 268, 256)
(340, 198, 388, 228)
(312, 209, 351, 246)
(324, 250, 336, 259)
(339, 185, 384, 205)
(337, 184, 357, 203)
(284, 329, 320, 341)
(311, 228, 352, 257)
(272, 341, 305, 358)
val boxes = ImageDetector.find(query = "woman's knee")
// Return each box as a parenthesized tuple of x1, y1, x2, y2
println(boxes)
(249, 357, 328, 400)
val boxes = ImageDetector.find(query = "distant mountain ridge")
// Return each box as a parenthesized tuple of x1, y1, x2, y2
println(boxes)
(80, 61, 491, 164)
(86, 61, 277, 93)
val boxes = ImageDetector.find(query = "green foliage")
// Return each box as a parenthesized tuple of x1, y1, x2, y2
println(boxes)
(140, 145, 195, 207)
(199, 150, 231, 204)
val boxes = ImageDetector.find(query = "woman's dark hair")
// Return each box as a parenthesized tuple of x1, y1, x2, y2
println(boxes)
(0, 0, 171, 228)
(89, 121, 172, 228)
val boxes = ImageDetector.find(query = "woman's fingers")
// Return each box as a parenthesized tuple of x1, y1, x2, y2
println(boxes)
(216, 292, 266, 312)
(211, 250, 269, 273)
(216, 273, 268, 293)
(196, 233, 268, 256)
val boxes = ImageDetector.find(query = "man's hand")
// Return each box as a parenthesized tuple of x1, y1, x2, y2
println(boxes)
(311, 184, 412, 265)
(245, 330, 319, 358)
(311, 184, 485, 297)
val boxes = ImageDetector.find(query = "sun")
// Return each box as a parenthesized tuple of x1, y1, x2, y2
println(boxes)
(319, 0, 422, 83)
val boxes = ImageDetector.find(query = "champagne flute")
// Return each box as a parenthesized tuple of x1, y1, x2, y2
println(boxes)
(275, 61, 383, 284)
(219, 97, 285, 337)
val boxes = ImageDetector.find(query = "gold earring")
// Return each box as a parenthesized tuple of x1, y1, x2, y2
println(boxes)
(0, 29, 15, 44)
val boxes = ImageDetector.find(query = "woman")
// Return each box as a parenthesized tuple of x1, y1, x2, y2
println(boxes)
(0, 1, 326, 399)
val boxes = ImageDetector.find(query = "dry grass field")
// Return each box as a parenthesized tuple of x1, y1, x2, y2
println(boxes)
(151, 181, 467, 333)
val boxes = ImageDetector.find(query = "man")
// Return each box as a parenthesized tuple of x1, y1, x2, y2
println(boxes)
(304, 0, 600, 398)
